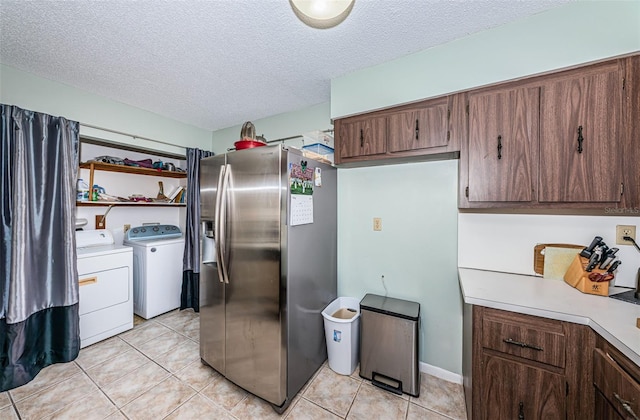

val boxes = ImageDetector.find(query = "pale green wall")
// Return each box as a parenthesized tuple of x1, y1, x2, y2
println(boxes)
(331, 1, 640, 118)
(0, 64, 212, 155)
(212, 102, 331, 154)
(338, 160, 460, 373)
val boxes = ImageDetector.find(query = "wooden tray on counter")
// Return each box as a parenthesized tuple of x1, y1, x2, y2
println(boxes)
(533, 243, 584, 275)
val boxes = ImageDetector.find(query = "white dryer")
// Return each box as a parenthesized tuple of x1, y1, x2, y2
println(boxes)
(76, 229, 133, 348)
(124, 225, 185, 319)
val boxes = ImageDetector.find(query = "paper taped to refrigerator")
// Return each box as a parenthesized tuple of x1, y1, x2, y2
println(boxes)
(290, 194, 313, 226)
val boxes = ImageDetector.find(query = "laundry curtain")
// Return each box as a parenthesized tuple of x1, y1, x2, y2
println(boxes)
(0, 105, 80, 391)
(181, 147, 214, 312)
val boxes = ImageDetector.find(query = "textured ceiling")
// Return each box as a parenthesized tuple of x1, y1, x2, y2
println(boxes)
(0, 0, 571, 131)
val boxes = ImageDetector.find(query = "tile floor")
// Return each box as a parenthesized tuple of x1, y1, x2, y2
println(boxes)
(0, 309, 467, 419)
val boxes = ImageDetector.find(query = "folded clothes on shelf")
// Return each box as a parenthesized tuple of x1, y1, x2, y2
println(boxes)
(124, 158, 154, 168)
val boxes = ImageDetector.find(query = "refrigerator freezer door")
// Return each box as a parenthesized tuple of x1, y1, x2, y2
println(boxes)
(200, 154, 225, 222)
(199, 154, 226, 375)
(224, 147, 286, 405)
(200, 258, 225, 374)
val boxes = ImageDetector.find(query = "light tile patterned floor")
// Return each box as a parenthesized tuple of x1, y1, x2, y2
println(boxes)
(0, 310, 467, 419)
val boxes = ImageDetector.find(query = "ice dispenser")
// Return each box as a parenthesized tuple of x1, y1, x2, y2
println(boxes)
(201, 221, 216, 265)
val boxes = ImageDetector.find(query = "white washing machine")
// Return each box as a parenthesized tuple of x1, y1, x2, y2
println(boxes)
(76, 229, 133, 348)
(124, 224, 185, 319)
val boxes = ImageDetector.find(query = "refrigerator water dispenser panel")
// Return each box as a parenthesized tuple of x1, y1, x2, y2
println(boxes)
(202, 221, 216, 265)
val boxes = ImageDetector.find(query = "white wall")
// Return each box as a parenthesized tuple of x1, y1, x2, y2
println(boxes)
(331, 1, 640, 118)
(0, 64, 212, 155)
(459, 213, 640, 288)
(77, 206, 185, 246)
(338, 160, 460, 374)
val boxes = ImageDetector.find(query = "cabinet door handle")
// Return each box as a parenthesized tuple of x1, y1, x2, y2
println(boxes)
(360, 128, 364, 148)
(415, 119, 419, 140)
(577, 125, 584, 154)
(503, 338, 543, 351)
(614, 393, 640, 420)
(518, 401, 525, 420)
(497, 135, 503, 160)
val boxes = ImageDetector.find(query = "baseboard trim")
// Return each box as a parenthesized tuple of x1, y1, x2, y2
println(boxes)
(419, 362, 462, 384)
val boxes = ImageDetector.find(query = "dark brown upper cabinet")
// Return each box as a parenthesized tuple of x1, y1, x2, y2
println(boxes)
(459, 55, 636, 210)
(467, 87, 539, 202)
(333, 94, 463, 165)
(387, 97, 450, 153)
(335, 116, 387, 160)
(332, 53, 637, 211)
(538, 61, 624, 203)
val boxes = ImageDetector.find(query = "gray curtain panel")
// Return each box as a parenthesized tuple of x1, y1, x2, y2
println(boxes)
(0, 104, 80, 391)
(181, 147, 214, 312)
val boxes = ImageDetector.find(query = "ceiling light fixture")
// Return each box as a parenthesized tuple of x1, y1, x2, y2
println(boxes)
(289, 0, 355, 29)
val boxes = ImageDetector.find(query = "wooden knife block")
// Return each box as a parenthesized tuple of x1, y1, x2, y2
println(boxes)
(564, 255, 610, 296)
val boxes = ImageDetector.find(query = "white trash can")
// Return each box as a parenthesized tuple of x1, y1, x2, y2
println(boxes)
(322, 297, 361, 375)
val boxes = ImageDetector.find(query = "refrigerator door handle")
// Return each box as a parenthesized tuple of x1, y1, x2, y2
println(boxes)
(218, 164, 231, 284)
(214, 164, 226, 283)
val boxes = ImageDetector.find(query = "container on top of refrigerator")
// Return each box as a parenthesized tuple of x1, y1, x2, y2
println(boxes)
(302, 143, 334, 164)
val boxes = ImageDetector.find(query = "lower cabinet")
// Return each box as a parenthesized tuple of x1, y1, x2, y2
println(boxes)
(464, 305, 594, 420)
(593, 336, 640, 420)
(595, 390, 625, 420)
(480, 354, 565, 419)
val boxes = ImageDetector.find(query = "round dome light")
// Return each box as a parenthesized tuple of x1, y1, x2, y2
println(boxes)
(289, 0, 355, 29)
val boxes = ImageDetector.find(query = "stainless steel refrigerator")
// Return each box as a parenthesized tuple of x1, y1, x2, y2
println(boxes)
(199, 144, 337, 411)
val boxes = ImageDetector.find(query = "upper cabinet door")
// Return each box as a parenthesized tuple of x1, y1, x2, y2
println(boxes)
(388, 98, 449, 152)
(337, 116, 387, 160)
(539, 63, 624, 203)
(467, 87, 539, 202)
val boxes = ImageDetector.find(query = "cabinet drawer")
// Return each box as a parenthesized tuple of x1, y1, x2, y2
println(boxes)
(594, 348, 640, 419)
(482, 309, 565, 368)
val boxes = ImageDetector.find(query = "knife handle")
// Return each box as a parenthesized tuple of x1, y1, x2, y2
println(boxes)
(580, 236, 603, 258)
(607, 260, 621, 274)
(585, 252, 601, 272)
(586, 236, 603, 252)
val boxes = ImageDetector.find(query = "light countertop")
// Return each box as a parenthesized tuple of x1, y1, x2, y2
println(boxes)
(458, 267, 640, 367)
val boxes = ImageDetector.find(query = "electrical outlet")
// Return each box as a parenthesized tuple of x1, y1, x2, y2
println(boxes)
(616, 224, 636, 245)
(124, 224, 131, 233)
(95, 215, 106, 230)
(373, 217, 382, 231)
